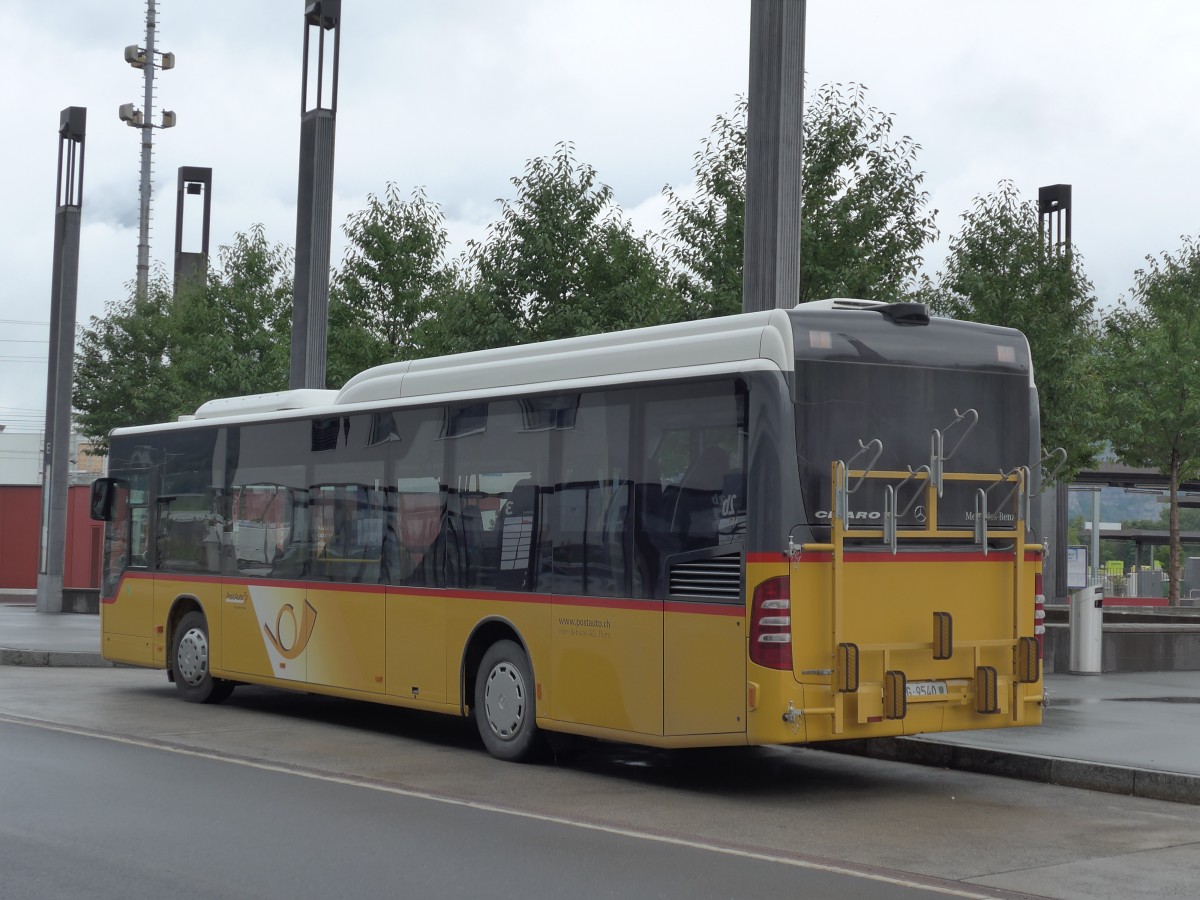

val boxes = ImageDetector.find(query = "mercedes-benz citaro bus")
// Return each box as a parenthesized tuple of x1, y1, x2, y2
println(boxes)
(91, 299, 1056, 761)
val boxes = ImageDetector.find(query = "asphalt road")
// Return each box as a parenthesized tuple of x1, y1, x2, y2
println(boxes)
(2, 667, 1200, 899)
(3, 720, 996, 900)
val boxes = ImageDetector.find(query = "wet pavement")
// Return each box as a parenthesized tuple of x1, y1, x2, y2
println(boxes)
(3, 599, 1199, 803)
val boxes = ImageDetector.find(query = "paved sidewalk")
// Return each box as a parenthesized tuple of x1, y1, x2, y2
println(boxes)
(3, 601, 1199, 804)
(827, 670, 1200, 805)
(0, 601, 106, 666)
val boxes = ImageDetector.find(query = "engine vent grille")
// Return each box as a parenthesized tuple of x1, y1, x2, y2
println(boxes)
(669, 553, 742, 600)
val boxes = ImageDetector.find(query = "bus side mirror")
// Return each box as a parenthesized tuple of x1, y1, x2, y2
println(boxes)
(90, 477, 118, 522)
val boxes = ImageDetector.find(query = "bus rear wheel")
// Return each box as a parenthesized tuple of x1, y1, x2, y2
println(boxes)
(474, 640, 539, 762)
(173, 611, 234, 704)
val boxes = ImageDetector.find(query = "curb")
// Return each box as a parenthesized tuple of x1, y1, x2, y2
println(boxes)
(0, 648, 112, 668)
(824, 737, 1200, 806)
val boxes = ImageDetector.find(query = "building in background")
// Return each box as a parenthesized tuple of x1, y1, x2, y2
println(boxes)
(0, 426, 105, 609)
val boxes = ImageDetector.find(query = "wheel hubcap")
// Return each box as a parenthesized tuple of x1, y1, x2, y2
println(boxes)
(484, 661, 526, 740)
(177, 626, 209, 688)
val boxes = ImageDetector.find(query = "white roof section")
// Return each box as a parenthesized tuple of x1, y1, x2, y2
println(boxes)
(802, 297, 888, 311)
(335, 308, 796, 406)
(116, 299, 998, 437)
(193, 389, 339, 420)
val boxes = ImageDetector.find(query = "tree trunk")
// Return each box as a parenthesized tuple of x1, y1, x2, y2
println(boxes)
(1169, 450, 1181, 607)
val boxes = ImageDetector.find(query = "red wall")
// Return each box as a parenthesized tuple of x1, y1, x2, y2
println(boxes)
(0, 485, 102, 591)
(65, 485, 103, 590)
(0, 486, 40, 589)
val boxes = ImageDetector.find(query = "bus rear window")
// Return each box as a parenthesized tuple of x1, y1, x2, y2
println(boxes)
(795, 359, 1030, 531)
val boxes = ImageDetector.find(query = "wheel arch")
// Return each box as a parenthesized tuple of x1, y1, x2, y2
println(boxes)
(166, 594, 205, 679)
(459, 616, 530, 716)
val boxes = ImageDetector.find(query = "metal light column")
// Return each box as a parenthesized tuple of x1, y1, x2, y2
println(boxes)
(742, 0, 806, 313)
(1039, 184, 1073, 602)
(289, 0, 341, 390)
(174, 166, 212, 290)
(37, 108, 87, 615)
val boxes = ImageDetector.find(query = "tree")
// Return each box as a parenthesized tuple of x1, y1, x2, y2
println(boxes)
(74, 274, 179, 454)
(927, 181, 1103, 480)
(1102, 235, 1200, 605)
(329, 185, 456, 380)
(74, 227, 294, 449)
(424, 143, 683, 355)
(663, 84, 939, 318)
(169, 225, 293, 400)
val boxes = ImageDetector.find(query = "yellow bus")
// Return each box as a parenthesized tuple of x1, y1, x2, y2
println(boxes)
(90, 299, 1054, 761)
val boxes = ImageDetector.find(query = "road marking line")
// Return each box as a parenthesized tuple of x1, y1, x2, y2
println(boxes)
(0, 713, 1011, 900)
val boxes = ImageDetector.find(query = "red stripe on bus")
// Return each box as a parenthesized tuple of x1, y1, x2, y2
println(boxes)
(100, 570, 153, 604)
(102, 571, 740, 615)
(747, 552, 789, 564)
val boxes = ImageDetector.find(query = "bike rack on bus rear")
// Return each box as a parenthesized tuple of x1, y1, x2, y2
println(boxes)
(795, 412, 1052, 735)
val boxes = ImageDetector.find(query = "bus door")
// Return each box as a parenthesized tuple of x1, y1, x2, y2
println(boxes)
(303, 484, 387, 695)
(220, 483, 309, 685)
(99, 470, 155, 666)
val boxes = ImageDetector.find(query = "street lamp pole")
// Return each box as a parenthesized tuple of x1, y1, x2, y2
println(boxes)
(36, 107, 87, 615)
(742, 0, 806, 313)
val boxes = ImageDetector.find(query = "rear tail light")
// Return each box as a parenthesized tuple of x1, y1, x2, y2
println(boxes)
(750, 576, 792, 670)
(1034, 572, 1045, 659)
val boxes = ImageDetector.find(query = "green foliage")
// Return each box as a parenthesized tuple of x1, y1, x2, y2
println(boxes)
(73, 275, 179, 453)
(329, 185, 456, 380)
(1102, 235, 1200, 603)
(169, 225, 293, 399)
(424, 143, 683, 355)
(663, 84, 939, 317)
(73, 226, 293, 451)
(926, 181, 1103, 479)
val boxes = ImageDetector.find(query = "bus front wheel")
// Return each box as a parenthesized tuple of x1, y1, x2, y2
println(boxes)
(172, 611, 234, 704)
(474, 640, 539, 762)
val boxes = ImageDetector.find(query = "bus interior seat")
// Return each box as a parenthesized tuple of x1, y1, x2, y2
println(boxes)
(669, 445, 730, 544)
(496, 479, 538, 590)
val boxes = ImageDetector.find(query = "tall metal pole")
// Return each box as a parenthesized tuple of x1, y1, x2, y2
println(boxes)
(290, 0, 341, 390)
(1039, 184, 1073, 602)
(136, 0, 157, 296)
(37, 107, 87, 615)
(174, 166, 213, 291)
(742, 0, 806, 313)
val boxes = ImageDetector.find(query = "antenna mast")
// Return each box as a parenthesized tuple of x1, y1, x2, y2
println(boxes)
(120, 0, 176, 296)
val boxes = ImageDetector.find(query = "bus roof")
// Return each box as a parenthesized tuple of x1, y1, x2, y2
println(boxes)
(112, 301, 1029, 436)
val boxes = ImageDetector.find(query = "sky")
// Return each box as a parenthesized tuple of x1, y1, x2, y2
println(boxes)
(2, 0, 1199, 437)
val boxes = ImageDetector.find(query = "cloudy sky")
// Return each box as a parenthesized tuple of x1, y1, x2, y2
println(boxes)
(2, 0, 1199, 436)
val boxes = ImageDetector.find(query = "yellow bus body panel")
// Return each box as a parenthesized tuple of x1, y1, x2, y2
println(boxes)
(547, 600, 663, 735)
(664, 605, 745, 735)
(100, 574, 155, 667)
(304, 586, 385, 695)
(385, 590, 447, 704)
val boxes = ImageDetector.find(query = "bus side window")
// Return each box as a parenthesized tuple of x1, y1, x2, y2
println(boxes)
(444, 399, 550, 593)
(310, 486, 387, 584)
(638, 381, 748, 597)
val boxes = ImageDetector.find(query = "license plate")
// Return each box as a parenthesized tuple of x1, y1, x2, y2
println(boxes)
(906, 680, 948, 698)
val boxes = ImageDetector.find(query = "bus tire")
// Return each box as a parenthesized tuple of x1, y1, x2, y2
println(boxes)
(172, 611, 234, 704)
(474, 640, 539, 762)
